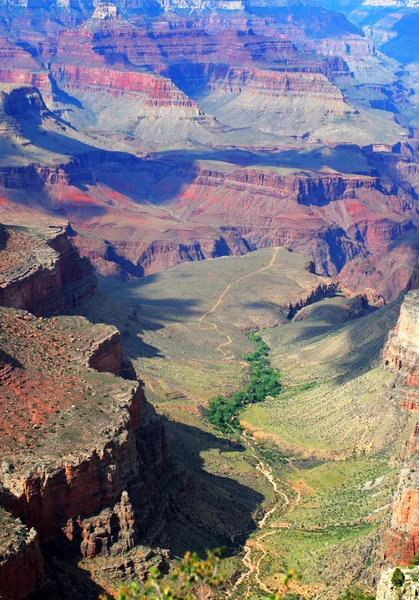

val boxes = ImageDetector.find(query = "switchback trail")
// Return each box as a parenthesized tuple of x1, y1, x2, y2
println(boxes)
(198, 247, 280, 359)
(231, 431, 300, 597)
(196, 246, 301, 596)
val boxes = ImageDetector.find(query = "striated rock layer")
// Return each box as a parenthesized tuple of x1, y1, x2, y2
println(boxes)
(384, 291, 419, 389)
(383, 290, 419, 565)
(0, 224, 97, 317)
(0, 224, 172, 599)
(0, 509, 45, 600)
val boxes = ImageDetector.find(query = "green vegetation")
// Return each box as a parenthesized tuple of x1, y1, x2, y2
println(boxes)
(339, 588, 375, 600)
(409, 552, 419, 567)
(107, 550, 299, 600)
(391, 568, 405, 588)
(207, 333, 281, 431)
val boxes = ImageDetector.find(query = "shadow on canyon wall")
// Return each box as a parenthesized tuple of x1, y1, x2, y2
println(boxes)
(164, 419, 263, 558)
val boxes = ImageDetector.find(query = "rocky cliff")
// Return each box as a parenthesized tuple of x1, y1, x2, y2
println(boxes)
(377, 567, 419, 600)
(384, 291, 419, 389)
(0, 224, 97, 317)
(0, 509, 45, 600)
(0, 224, 172, 599)
(383, 290, 419, 565)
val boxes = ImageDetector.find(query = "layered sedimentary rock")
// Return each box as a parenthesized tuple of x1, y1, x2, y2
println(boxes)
(0, 509, 45, 600)
(0, 225, 170, 600)
(384, 291, 419, 388)
(0, 224, 97, 316)
(0, 0, 415, 305)
(383, 290, 419, 564)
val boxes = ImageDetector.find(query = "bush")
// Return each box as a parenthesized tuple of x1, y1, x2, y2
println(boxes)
(391, 568, 405, 588)
(409, 552, 419, 567)
(339, 587, 375, 600)
(105, 550, 299, 600)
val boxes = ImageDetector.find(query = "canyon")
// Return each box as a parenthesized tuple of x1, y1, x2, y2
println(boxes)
(0, 0, 416, 302)
(0, 0, 419, 597)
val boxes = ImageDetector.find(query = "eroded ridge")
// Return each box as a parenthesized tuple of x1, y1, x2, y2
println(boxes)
(0, 224, 169, 600)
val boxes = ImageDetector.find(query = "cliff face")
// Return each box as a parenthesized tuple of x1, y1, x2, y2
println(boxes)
(0, 224, 97, 317)
(0, 511, 45, 600)
(377, 567, 419, 600)
(0, 224, 171, 600)
(383, 290, 419, 565)
(384, 291, 419, 389)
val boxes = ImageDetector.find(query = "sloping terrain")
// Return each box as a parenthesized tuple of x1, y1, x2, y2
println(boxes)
(0, 0, 417, 302)
(0, 224, 172, 600)
(92, 246, 412, 598)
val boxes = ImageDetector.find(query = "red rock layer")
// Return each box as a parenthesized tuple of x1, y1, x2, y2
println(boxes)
(0, 522, 45, 600)
(384, 421, 419, 565)
(87, 329, 123, 374)
(383, 290, 419, 564)
(0, 224, 97, 317)
(383, 291, 419, 389)
(49, 64, 199, 106)
(0, 304, 169, 572)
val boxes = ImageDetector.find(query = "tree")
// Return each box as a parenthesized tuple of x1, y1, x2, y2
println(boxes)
(106, 550, 300, 600)
(391, 568, 405, 588)
(339, 587, 375, 600)
(409, 552, 419, 568)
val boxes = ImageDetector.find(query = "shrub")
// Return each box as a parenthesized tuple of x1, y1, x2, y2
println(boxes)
(339, 587, 375, 600)
(105, 550, 300, 600)
(391, 568, 405, 588)
(409, 552, 419, 568)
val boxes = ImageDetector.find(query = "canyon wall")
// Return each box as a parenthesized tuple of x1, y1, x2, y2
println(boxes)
(0, 224, 97, 316)
(384, 291, 419, 389)
(0, 223, 171, 599)
(383, 290, 419, 564)
(0, 513, 45, 600)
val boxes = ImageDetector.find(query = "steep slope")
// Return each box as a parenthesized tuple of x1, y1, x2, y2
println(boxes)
(0, 1, 416, 304)
(383, 289, 419, 565)
(97, 247, 410, 597)
(0, 223, 171, 600)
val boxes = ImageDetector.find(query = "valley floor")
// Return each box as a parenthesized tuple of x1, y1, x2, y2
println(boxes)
(83, 247, 413, 598)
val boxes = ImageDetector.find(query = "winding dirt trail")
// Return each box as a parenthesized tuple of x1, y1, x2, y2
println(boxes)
(199, 247, 280, 328)
(232, 432, 301, 597)
(198, 247, 279, 359)
(197, 247, 301, 596)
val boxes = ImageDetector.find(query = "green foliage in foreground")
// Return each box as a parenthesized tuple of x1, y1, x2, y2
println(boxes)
(207, 333, 281, 431)
(107, 550, 299, 600)
(105, 549, 377, 600)
(339, 587, 375, 600)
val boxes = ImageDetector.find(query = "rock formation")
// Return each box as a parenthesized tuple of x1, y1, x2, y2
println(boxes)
(0, 0, 417, 301)
(383, 290, 419, 564)
(377, 567, 419, 600)
(0, 223, 171, 599)
(0, 224, 97, 317)
(0, 510, 45, 600)
(384, 291, 419, 389)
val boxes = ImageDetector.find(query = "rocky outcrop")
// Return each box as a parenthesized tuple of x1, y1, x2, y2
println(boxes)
(0, 225, 172, 599)
(384, 421, 419, 564)
(377, 567, 419, 600)
(384, 291, 419, 388)
(0, 510, 45, 600)
(408, 266, 419, 292)
(383, 291, 419, 565)
(50, 64, 200, 107)
(87, 329, 123, 374)
(0, 224, 97, 317)
(0, 306, 170, 597)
